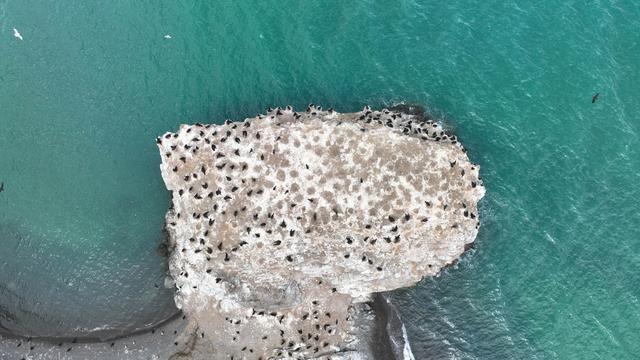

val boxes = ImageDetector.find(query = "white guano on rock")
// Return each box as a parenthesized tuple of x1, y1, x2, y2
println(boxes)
(156, 106, 485, 359)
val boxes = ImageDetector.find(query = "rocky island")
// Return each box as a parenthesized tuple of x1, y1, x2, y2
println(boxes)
(156, 105, 485, 359)
(0, 105, 484, 359)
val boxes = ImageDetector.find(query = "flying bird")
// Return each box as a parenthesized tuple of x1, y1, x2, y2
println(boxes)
(592, 93, 599, 103)
(164, 34, 172, 39)
(0, 182, 4, 192)
(13, 28, 23, 41)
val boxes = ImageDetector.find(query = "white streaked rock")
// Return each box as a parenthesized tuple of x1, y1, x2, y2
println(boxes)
(157, 106, 485, 359)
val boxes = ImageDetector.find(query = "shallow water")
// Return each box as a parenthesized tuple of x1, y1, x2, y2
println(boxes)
(1, 0, 639, 357)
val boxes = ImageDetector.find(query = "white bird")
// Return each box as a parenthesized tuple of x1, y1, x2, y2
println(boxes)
(164, 34, 172, 39)
(13, 28, 23, 41)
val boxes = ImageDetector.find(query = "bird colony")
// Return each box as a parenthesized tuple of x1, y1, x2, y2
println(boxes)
(157, 105, 485, 359)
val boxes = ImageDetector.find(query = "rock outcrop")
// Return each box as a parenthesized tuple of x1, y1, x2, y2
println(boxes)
(157, 106, 485, 359)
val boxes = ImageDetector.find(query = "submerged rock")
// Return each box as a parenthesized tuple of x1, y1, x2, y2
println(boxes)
(157, 106, 485, 359)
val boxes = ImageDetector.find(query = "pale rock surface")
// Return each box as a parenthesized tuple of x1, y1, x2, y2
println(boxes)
(157, 106, 485, 359)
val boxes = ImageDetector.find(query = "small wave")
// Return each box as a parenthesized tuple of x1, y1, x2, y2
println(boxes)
(375, 294, 416, 360)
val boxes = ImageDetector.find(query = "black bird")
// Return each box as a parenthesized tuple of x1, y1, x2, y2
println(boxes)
(592, 93, 600, 103)
(0, 182, 3, 192)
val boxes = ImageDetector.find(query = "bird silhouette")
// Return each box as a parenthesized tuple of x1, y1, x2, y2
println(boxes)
(0, 182, 4, 192)
(592, 93, 600, 103)
(13, 28, 23, 41)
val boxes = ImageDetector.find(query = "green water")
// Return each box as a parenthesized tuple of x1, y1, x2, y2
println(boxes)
(1, 0, 639, 357)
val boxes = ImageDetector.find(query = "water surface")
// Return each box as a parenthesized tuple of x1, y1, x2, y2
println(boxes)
(1, 0, 639, 358)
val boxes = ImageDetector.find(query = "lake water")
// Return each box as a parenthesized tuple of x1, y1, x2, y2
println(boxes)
(1, 0, 639, 358)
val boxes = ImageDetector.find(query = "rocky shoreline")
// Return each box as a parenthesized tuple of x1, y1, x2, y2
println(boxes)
(0, 293, 412, 360)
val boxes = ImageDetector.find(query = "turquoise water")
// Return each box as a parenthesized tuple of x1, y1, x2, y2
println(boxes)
(1, 0, 639, 357)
